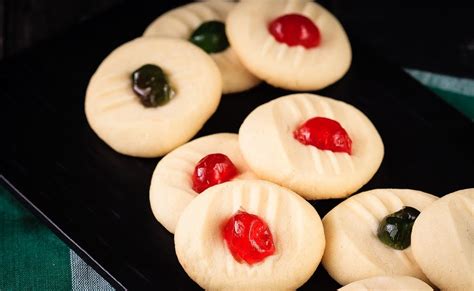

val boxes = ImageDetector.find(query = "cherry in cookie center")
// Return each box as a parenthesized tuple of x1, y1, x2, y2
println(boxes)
(190, 20, 230, 54)
(223, 210, 276, 265)
(269, 13, 321, 48)
(192, 153, 239, 193)
(294, 117, 352, 154)
(132, 64, 175, 107)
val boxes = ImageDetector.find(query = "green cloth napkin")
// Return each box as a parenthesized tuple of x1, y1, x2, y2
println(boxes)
(0, 70, 473, 291)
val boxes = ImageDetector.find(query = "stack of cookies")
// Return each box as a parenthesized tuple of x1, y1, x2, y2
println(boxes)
(84, 0, 473, 290)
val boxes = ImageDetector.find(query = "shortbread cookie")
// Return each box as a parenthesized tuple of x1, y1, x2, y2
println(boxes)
(239, 93, 384, 199)
(226, 0, 351, 90)
(411, 188, 474, 291)
(339, 275, 433, 291)
(144, 1, 260, 94)
(149, 133, 255, 233)
(322, 189, 437, 285)
(174, 180, 325, 290)
(85, 37, 221, 157)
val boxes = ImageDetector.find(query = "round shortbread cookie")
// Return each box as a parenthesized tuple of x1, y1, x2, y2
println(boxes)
(339, 275, 433, 291)
(238, 93, 384, 199)
(174, 180, 325, 290)
(322, 189, 438, 286)
(411, 188, 474, 291)
(85, 37, 221, 157)
(143, 1, 260, 94)
(149, 133, 255, 234)
(226, 0, 351, 90)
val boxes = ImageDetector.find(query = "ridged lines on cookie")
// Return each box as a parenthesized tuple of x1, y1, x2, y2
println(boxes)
(287, 97, 326, 174)
(283, 0, 305, 13)
(170, 9, 202, 31)
(163, 156, 196, 171)
(275, 45, 289, 62)
(325, 151, 341, 175)
(213, 51, 237, 71)
(260, 35, 276, 57)
(341, 200, 389, 269)
(301, 0, 316, 17)
(284, 98, 324, 174)
(318, 98, 335, 119)
(195, 196, 221, 272)
(345, 199, 379, 228)
(91, 84, 131, 103)
(364, 190, 402, 218)
(223, 186, 244, 276)
(92, 71, 129, 84)
(301, 0, 325, 23)
(353, 193, 418, 269)
(225, 185, 282, 278)
(318, 98, 356, 174)
(447, 196, 473, 256)
(261, 187, 282, 277)
(291, 46, 306, 68)
(187, 2, 223, 21)
(160, 163, 191, 178)
(372, 193, 418, 269)
(172, 150, 205, 167)
(99, 98, 136, 113)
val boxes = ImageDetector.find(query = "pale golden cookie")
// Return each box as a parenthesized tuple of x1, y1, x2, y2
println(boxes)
(322, 189, 437, 285)
(149, 133, 255, 234)
(144, 1, 260, 94)
(174, 180, 325, 290)
(411, 188, 474, 291)
(85, 37, 221, 157)
(226, 0, 351, 90)
(339, 275, 433, 291)
(238, 93, 384, 199)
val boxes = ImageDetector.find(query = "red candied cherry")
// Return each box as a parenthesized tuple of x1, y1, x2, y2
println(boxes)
(223, 210, 275, 265)
(293, 117, 352, 154)
(192, 153, 239, 193)
(268, 13, 321, 48)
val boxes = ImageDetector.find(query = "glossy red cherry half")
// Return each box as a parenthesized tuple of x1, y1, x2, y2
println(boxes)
(293, 117, 352, 154)
(223, 210, 275, 265)
(268, 13, 321, 48)
(192, 153, 239, 193)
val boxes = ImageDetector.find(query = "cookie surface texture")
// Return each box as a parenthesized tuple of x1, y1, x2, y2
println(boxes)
(411, 188, 474, 291)
(149, 133, 255, 234)
(238, 93, 384, 199)
(322, 189, 437, 285)
(85, 37, 221, 157)
(144, 1, 260, 94)
(226, 0, 351, 90)
(339, 275, 433, 291)
(174, 180, 325, 290)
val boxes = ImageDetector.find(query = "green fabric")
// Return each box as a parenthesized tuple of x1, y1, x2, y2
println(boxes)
(430, 87, 474, 120)
(406, 69, 474, 120)
(0, 185, 72, 291)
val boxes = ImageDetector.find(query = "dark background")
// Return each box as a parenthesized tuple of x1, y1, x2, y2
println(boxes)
(0, 0, 473, 78)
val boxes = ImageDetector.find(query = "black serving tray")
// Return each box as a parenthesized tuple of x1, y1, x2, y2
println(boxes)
(1, 1, 473, 290)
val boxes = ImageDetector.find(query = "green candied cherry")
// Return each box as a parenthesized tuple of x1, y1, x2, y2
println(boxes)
(377, 206, 420, 250)
(132, 64, 174, 107)
(189, 21, 229, 54)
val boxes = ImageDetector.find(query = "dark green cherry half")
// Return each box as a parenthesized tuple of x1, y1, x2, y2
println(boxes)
(132, 64, 174, 107)
(189, 20, 229, 54)
(377, 206, 420, 250)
